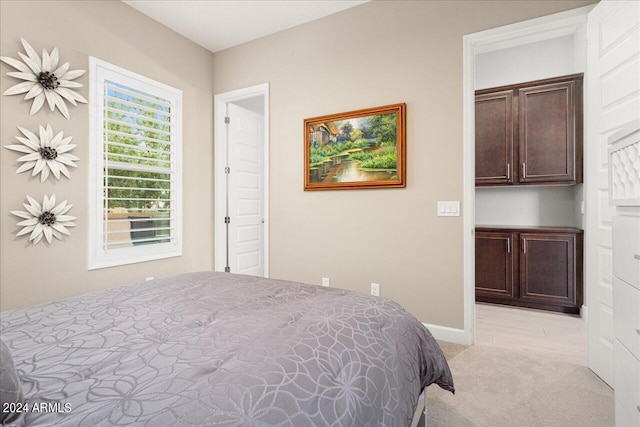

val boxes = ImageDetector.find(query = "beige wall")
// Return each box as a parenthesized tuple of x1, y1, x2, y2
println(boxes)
(0, 1, 214, 310)
(212, 0, 595, 328)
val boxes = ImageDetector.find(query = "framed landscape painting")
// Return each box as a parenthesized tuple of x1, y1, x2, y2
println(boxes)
(304, 103, 406, 190)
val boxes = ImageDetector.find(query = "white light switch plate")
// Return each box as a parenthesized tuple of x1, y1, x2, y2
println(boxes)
(437, 201, 460, 217)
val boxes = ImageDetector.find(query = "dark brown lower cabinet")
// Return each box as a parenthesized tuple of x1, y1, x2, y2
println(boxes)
(475, 226, 583, 314)
(476, 231, 516, 300)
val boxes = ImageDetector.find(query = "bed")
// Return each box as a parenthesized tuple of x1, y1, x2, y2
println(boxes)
(0, 271, 454, 426)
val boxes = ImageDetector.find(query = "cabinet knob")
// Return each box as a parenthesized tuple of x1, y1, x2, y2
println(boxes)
(634, 254, 640, 261)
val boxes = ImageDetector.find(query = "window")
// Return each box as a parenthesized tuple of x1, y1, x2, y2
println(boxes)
(89, 58, 182, 269)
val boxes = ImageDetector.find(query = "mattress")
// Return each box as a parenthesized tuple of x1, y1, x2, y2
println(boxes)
(0, 271, 454, 426)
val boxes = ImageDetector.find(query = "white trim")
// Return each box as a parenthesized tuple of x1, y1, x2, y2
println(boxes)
(423, 323, 468, 345)
(88, 56, 183, 270)
(461, 5, 594, 347)
(214, 83, 270, 278)
(580, 305, 588, 321)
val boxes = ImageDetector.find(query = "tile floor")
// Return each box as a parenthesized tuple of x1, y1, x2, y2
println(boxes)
(475, 302, 588, 366)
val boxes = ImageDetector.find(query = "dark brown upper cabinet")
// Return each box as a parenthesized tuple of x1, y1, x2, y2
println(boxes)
(475, 74, 583, 187)
(475, 90, 514, 185)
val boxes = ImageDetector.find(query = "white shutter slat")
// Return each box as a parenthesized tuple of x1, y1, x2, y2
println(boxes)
(108, 197, 170, 202)
(106, 236, 173, 247)
(106, 151, 172, 166)
(105, 207, 173, 212)
(105, 186, 173, 192)
(105, 83, 171, 109)
(105, 174, 171, 183)
(104, 106, 171, 128)
(105, 94, 170, 116)
(106, 129, 173, 147)
(105, 161, 171, 174)
(106, 217, 175, 224)
(106, 141, 171, 156)
(105, 117, 172, 137)
(106, 226, 172, 235)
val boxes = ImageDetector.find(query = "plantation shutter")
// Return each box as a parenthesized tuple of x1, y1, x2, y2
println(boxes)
(89, 57, 182, 269)
(102, 80, 176, 249)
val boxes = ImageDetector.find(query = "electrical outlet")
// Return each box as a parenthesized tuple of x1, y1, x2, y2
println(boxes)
(145, 277, 154, 281)
(322, 277, 330, 287)
(371, 282, 380, 296)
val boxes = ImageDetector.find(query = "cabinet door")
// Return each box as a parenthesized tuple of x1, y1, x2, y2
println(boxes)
(475, 231, 516, 300)
(475, 90, 514, 185)
(520, 233, 577, 307)
(518, 80, 578, 184)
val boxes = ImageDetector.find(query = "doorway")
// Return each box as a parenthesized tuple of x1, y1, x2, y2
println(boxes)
(464, 1, 639, 387)
(214, 83, 270, 277)
(462, 4, 594, 347)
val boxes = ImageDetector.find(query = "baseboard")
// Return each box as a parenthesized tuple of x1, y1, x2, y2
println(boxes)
(580, 305, 588, 321)
(423, 323, 468, 345)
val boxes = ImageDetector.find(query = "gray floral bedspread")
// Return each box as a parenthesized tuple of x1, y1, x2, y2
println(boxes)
(0, 271, 454, 426)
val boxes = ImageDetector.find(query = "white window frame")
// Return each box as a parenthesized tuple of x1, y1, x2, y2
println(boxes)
(88, 57, 182, 270)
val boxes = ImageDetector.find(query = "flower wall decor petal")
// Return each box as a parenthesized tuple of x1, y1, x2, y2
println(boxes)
(24, 84, 43, 100)
(10, 210, 31, 220)
(25, 195, 41, 211)
(4, 145, 34, 154)
(15, 162, 36, 174)
(49, 48, 59, 71)
(6, 72, 36, 82)
(44, 90, 56, 111)
(17, 52, 40, 75)
(0, 56, 31, 73)
(42, 49, 51, 72)
(53, 62, 69, 79)
(20, 38, 41, 71)
(55, 87, 78, 106)
(3, 81, 35, 96)
(60, 69, 85, 80)
(29, 94, 45, 116)
(53, 94, 70, 119)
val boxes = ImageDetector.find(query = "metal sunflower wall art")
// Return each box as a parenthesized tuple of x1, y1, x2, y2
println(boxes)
(11, 194, 76, 245)
(0, 38, 87, 119)
(5, 125, 79, 182)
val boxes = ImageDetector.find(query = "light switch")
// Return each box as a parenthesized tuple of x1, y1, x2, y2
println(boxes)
(437, 201, 460, 217)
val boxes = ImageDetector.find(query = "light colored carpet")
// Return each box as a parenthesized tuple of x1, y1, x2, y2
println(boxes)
(428, 342, 614, 427)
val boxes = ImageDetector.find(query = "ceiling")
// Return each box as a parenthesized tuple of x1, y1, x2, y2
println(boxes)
(123, 0, 369, 53)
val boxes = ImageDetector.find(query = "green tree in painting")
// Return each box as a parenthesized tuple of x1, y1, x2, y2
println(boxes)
(350, 128, 364, 142)
(340, 122, 353, 141)
(366, 113, 397, 146)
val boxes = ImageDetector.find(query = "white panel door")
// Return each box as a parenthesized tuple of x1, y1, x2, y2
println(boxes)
(227, 103, 264, 276)
(586, 0, 640, 387)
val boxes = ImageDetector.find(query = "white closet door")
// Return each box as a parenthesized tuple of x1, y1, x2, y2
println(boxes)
(586, 0, 640, 387)
(227, 103, 265, 277)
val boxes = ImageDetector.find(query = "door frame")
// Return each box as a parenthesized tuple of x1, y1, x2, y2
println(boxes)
(214, 83, 270, 277)
(461, 6, 594, 345)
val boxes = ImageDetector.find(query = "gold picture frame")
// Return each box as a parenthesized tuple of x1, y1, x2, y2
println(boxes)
(304, 103, 406, 191)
